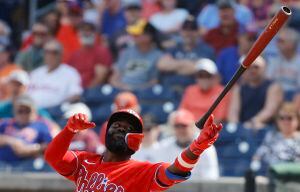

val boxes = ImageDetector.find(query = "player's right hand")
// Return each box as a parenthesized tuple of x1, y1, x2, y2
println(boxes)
(66, 113, 96, 133)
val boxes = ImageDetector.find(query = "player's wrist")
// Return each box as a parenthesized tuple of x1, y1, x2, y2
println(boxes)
(65, 125, 79, 134)
(174, 149, 200, 172)
(189, 140, 205, 156)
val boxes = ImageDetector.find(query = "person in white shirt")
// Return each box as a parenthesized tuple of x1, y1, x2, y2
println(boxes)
(155, 109, 220, 180)
(132, 114, 161, 162)
(28, 40, 82, 108)
(149, 0, 188, 34)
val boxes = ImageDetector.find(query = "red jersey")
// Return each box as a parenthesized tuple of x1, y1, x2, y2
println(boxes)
(65, 151, 174, 192)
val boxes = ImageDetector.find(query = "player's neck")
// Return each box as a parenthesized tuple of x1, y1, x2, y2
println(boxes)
(102, 151, 131, 162)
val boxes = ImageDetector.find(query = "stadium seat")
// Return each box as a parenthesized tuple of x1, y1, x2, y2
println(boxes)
(135, 84, 177, 103)
(90, 103, 113, 126)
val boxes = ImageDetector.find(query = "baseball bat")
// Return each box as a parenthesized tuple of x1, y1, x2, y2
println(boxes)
(195, 6, 291, 129)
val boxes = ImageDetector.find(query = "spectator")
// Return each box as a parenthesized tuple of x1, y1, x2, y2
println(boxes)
(28, 40, 82, 108)
(15, 22, 51, 72)
(100, 0, 126, 39)
(68, 21, 112, 88)
(180, 58, 230, 123)
(56, 1, 83, 62)
(149, 0, 189, 34)
(0, 95, 53, 167)
(141, 0, 161, 20)
(110, 20, 162, 90)
(266, 28, 300, 100)
(216, 31, 256, 85)
(109, 0, 142, 58)
(251, 102, 300, 171)
(158, 16, 215, 93)
(203, 0, 242, 54)
(228, 56, 283, 129)
(197, 0, 253, 35)
(99, 91, 141, 145)
(0, 44, 21, 100)
(63, 102, 104, 154)
(0, 20, 11, 46)
(155, 109, 219, 180)
(247, 0, 273, 30)
(42, 10, 61, 36)
(132, 114, 161, 162)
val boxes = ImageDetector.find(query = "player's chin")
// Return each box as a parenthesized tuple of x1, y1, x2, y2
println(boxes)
(106, 132, 135, 156)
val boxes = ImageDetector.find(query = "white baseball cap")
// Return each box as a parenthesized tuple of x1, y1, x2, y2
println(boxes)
(195, 58, 218, 75)
(7, 70, 30, 86)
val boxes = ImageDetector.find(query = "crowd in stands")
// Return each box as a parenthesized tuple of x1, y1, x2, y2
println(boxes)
(0, 0, 300, 180)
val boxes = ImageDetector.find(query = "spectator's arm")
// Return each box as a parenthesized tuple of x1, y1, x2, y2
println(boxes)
(251, 83, 283, 125)
(176, 60, 197, 75)
(157, 54, 179, 72)
(109, 67, 131, 90)
(89, 64, 110, 88)
(227, 85, 241, 123)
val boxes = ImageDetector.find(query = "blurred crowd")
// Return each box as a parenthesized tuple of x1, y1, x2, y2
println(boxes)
(0, 0, 300, 180)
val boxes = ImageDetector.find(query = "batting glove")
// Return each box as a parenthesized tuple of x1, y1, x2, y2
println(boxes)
(66, 113, 96, 133)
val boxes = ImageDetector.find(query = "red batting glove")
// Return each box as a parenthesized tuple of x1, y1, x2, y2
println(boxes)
(189, 114, 222, 156)
(66, 113, 96, 133)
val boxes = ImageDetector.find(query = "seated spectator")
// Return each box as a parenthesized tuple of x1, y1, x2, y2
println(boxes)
(63, 102, 104, 154)
(247, 0, 272, 30)
(15, 22, 51, 72)
(141, 0, 161, 20)
(42, 10, 61, 36)
(155, 109, 219, 180)
(197, 0, 253, 35)
(132, 114, 161, 162)
(100, 0, 126, 39)
(0, 95, 53, 166)
(56, 1, 83, 62)
(266, 28, 300, 100)
(180, 58, 230, 123)
(68, 21, 112, 88)
(228, 56, 283, 129)
(28, 40, 83, 108)
(0, 44, 21, 100)
(203, 0, 242, 54)
(99, 91, 141, 145)
(109, 0, 142, 58)
(110, 20, 162, 90)
(158, 16, 215, 93)
(0, 71, 51, 120)
(217, 30, 256, 85)
(149, 0, 188, 34)
(251, 102, 300, 172)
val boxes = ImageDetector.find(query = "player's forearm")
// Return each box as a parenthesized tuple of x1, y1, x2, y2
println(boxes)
(44, 127, 75, 165)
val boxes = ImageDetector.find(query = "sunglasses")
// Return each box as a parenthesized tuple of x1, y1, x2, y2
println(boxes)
(174, 124, 189, 129)
(277, 115, 295, 121)
(45, 49, 60, 55)
(33, 31, 48, 37)
(16, 108, 32, 114)
(196, 73, 213, 79)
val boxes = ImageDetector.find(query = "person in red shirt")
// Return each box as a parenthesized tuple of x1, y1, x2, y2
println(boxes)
(45, 108, 222, 191)
(180, 58, 231, 123)
(68, 21, 112, 88)
(204, 1, 240, 54)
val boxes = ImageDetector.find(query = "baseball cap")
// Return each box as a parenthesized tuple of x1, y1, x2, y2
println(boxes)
(171, 109, 195, 126)
(217, 0, 235, 9)
(114, 92, 139, 110)
(182, 16, 197, 31)
(7, 70, 30, 86)
(195, 58, 218, 75)
(15, 94, 35, 108)
(123, 0, 142, 10)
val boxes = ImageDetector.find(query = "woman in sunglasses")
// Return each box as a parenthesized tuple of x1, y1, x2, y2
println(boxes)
(251, 102, 300, 173)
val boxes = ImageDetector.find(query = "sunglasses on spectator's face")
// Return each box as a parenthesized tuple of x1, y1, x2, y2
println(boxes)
(174, 124, 189, 129)
(277, 115, 295, 121)
(45, 49, 60, 55)
(16, 108, 31, 114)
(196, 72, 213, 79)
(33, 31, 48, 37)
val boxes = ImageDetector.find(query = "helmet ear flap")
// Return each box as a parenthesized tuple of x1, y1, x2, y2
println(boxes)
(125, 133, 144, 151)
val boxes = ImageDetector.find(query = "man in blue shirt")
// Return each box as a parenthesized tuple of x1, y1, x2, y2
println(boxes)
(0, 95, 53, 166)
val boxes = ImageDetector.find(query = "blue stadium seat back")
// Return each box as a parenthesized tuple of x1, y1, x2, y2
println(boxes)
(284, 90, 296, 101)
(0, 158, 54, 172)
(215, 123, 253, 145)
(91, 103, 113, 125)
(141, 101, 178, 124)
(135, 84, 177, 102)
(160, 74, 195, 90)
(82, 84, 121, 105)
(252, 125, 274, 146)
(45, 105, 63, 122)
(216, 139, 256, 158)
(219, 158, 251, 176)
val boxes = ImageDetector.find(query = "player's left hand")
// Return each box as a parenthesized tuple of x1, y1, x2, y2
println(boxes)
(66, 113, 96, 133)
(190, 114, 222, 156)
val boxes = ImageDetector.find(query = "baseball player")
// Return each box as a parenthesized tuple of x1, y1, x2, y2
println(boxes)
(45, 109, 222, 192)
